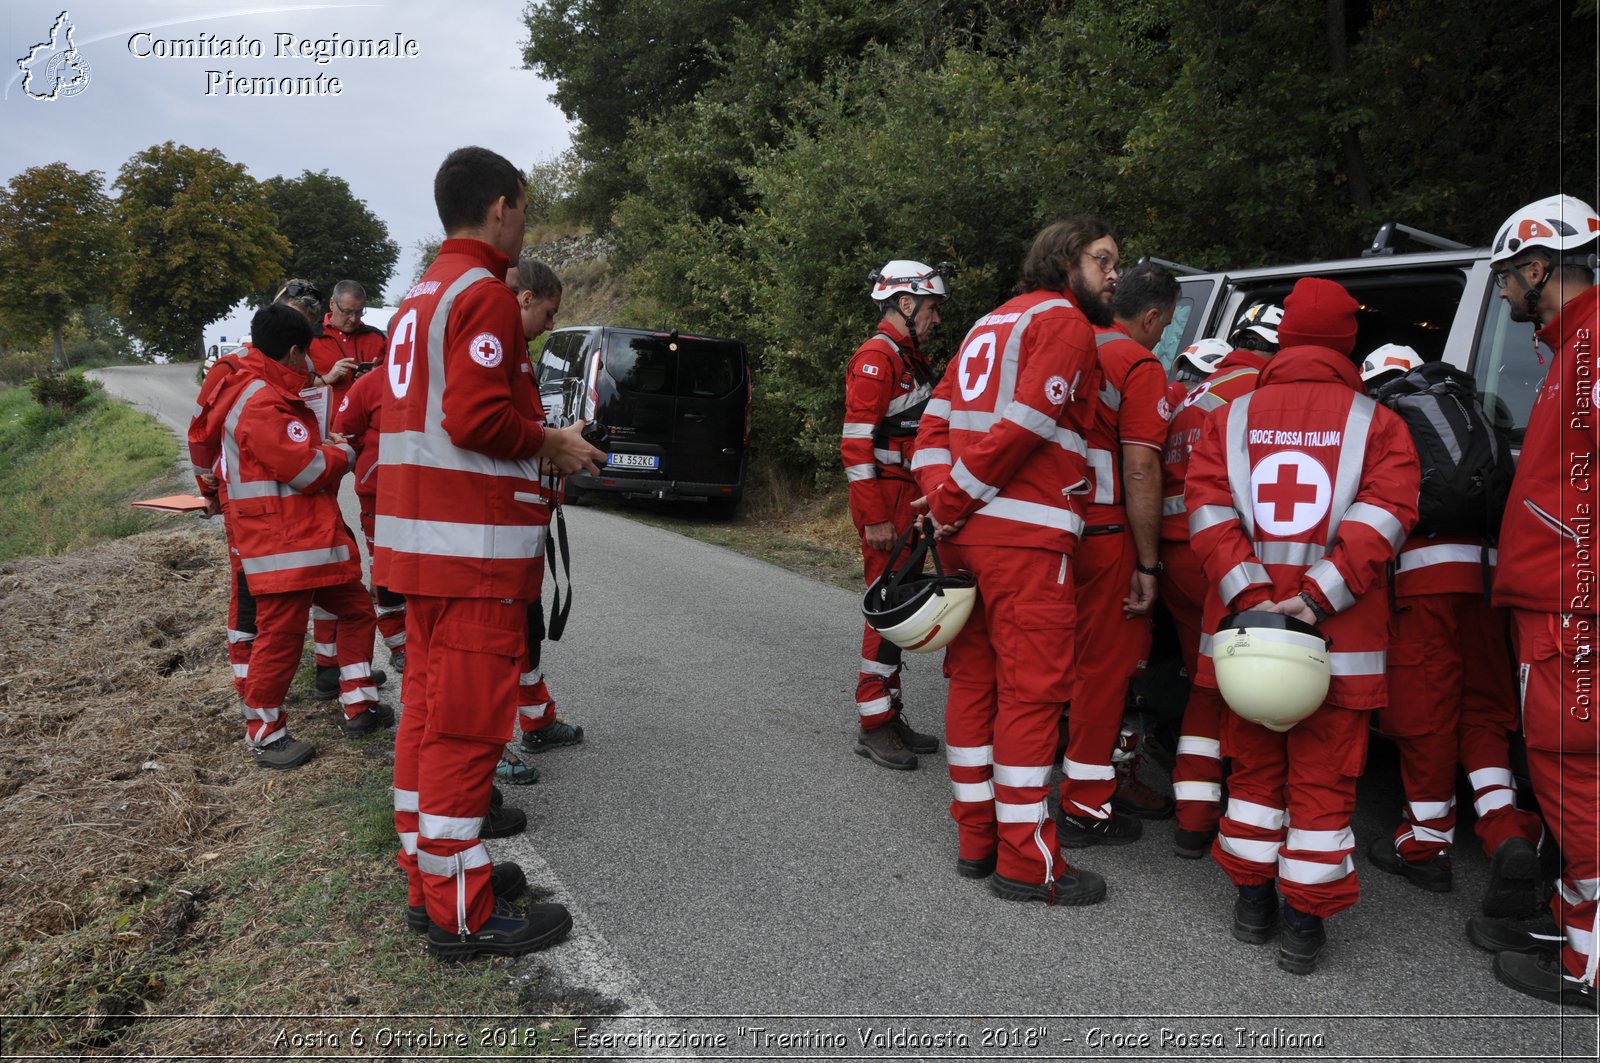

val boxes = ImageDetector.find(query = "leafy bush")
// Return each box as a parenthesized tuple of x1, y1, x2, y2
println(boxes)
(30, 370, 95, 412)
(0, 349, 48, 386)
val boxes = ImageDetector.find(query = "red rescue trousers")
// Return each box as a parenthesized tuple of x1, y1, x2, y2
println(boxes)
(941, 542, 1076, 884)
(241, 580, 376, 746)
(1511, 610, 1600, 989)
(394, 595, 527, 935)
(1213, 703, 1368, 918)
(855, 479, 918, 729)
(517, 602, 559, 734)
(1059, 528, 1150, 818)
(1379, 594, 1542, 860)
(226, 546, 256, 701)
(1160, 539, 1227, 833)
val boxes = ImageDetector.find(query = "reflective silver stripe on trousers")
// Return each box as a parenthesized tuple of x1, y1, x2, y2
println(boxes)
(241, 546, 351, 575)
(1279, 855, 1355, 885)
(419, 811, 484, 841)
(946, 744, 993, 768)
(992, 762, 1052, 787)
(374, 515, 547, 561)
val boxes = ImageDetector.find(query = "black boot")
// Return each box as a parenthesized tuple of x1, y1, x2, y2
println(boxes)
(1232, 882, 1278, 945)
(1482, 836, 1543, 918)
(407, 862, 528, 933)
(1277, 902, 1326, 975)
(1493, 951, 1597, 1011)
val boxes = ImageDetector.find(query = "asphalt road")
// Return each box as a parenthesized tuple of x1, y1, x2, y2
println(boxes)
(95, 363, 1595, 1061)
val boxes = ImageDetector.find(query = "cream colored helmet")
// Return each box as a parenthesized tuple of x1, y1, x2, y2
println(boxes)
(862, 523, 976, 653)
(1212, 610, 1330, 732)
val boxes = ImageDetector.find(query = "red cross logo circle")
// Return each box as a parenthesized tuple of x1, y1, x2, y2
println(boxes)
(469, 332, 504, 368)
(958, 332, 997, 401)
(1250, 451, 1331, 536)
(286, 420, 309, 444)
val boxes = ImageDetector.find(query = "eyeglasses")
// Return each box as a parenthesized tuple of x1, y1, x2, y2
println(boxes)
(331, 301, 364, 318)
(1492, 262, 1536, 290)
(1086, 251, 1120, 276)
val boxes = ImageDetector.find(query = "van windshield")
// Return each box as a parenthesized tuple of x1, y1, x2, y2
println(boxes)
(603, 333, 745, 398)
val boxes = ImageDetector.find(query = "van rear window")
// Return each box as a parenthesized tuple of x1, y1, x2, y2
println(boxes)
(603, 333, 744, 398)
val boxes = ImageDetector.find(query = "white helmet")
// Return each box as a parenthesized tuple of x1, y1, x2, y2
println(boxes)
(1359, 343, 1423, 384)
(1229, 301, 1285, 348)
(1175, 338, 1232, 379)
(862, 525, 976, 653)
(1490, 194, 1600, 266)
(870, 259, 952, 302)
(1212, 610, 1330, 733)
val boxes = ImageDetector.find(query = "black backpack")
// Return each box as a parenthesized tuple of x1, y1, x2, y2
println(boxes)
(1372, 361, 1515, 540)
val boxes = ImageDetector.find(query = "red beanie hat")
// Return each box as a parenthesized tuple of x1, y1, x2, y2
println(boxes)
(1277, 277, 1359, 357)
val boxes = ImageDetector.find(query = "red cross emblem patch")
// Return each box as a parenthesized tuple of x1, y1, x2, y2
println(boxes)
(469, 332, 504, 368)
(1249, 451, 1331, 536)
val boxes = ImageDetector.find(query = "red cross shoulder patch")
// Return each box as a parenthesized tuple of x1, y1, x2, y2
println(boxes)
(469, 332, 504, 368)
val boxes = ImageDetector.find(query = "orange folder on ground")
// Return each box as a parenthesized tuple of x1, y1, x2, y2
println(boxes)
(131, 495, 208, 513)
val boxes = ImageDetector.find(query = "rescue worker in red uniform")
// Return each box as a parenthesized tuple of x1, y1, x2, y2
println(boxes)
(843, 259, 949, 769)
(912, 218, 1113, 905)
(1158, 302, 1281, 858)
(224, 303, 388, 768)
(1476, 194, 1600, 1010)
(332, 353, 408, 675)
(1357, 345, 1545, 918)
(309, 280, 390, 697)
(1186, 278, 1420, 974)
(1056, 262, 1178, 845)
(503, 258, 584, 785)
(375, 147, 602, 961)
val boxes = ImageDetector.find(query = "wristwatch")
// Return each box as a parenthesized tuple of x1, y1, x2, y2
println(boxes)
(1298, 590, 1329, 622)
(1135, 560, 1163, 575)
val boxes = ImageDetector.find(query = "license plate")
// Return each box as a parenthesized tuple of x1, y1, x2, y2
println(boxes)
(606, 453, 661, 471)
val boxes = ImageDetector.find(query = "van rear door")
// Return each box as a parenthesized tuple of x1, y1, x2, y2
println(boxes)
(672, 335, 747, 488)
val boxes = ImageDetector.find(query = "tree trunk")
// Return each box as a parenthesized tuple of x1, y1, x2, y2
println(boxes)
(53, 322, 68, 369)
(1325, 0, 1372, 211)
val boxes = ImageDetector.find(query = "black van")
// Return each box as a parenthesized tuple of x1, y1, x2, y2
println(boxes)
(534, 325, 751, 511)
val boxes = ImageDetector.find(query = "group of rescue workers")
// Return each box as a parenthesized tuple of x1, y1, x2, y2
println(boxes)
(841, 198, 1599, 1007)
(187, 147, 603, 961)
(183, 141, 1597, 994)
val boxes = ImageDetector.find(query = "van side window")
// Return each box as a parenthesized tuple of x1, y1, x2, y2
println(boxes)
(605, 337, 676, 395)
(536, 333, 575, 389)
(1159, 278, 1215, 369)
(1471, 296, 1542, 442)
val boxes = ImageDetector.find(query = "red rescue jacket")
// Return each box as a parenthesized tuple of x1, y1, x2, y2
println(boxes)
(1084, 326, 1169, 528)
(1159, 349, 1267, 543)
(333, 363, 385, 508)
(912, 289, 1100, 554)
(372, 239, 549, 600)
(1493, 284, 1600, 614)
(221, 354, 360, 595)
(840, 326, 935, 528)
(310, 318, 387, 400)
(1185, 345, 1420, 708)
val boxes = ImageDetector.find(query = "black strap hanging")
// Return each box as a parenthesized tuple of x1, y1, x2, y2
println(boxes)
(546, 498, 574, 641)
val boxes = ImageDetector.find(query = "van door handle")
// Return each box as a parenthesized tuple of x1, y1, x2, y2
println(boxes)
(683, 413, 707, 421)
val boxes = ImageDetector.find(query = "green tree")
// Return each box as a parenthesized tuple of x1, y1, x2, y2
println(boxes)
(113, 142, 289, 361)
(260, 169, 400, 303)
(0, 163, 123, 368)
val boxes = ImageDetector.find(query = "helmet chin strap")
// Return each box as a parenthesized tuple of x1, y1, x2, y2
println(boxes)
(893, 295, 924, 353)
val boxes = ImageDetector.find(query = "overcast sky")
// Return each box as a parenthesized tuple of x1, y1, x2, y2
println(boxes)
(3, 0, 572, 337)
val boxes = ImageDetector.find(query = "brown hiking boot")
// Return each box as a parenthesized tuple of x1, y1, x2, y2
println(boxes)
(1111, 758, 1175, 819)
(887, 709, 939, 755)
(855, 723, 917, 770)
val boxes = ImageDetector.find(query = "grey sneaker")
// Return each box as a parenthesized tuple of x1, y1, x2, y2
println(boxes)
(252, 733, 315, 770)
(855, 723, 917, 770)
(520, 719, 584, 754)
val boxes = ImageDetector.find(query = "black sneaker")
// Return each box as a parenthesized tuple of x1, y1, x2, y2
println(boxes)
(1058, 810, 1143, 848)
(251, 733, 316, 770)
(314, 664, 388, 700)
(337, 702, 395, 737)
(1482, 836, 1543, 918)
(1232, 883, 1279, 944)
(1367, 835, 1452, 893)
(1466, 908, 1564, 956)
(407, 862, 528, 933)
(956, 854, 997, 880)
(426, 898, 572, 962)
(887, 710, 939, 755)
(1493, 950, 1597, 1011)
(1173, 827, 1217, 860)
(1277, 903, 1326, 975)
(990, 864, 1107, 906)
(480, 801, 526, 839)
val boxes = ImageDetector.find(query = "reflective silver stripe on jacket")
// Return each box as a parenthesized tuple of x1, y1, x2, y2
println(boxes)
(287, 450, 328, 492)
(951, 459, 1001, 504)
(221, 379, 285, 500)
(241, 545, 351, 575)
(911, 448, 952, 470)
(885, 383, 932, 417)
(841, 422, 874, 439)
(1342, 500, 1407, 552)
(374, 515, 547, 561)
(1087, 448, 1115, 505)
(845, 464, 876, 482)
(1328, 650, 1385, 676)
(1305, 558, 1357, 612)
(991, 298, 1076, 417)
(1398, 543, 1496, 570)
(924, 398, 951, 420)
(1163, 495, 1187, 516)
(1223, 393, 1256, 537)
(1189, 504, 1235, 537)
(1218, 560, 1270, 603)
(974, 497, 1085, 537)
(1323, 395, 1374, 543)
(1256, 540, 1327, 566)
